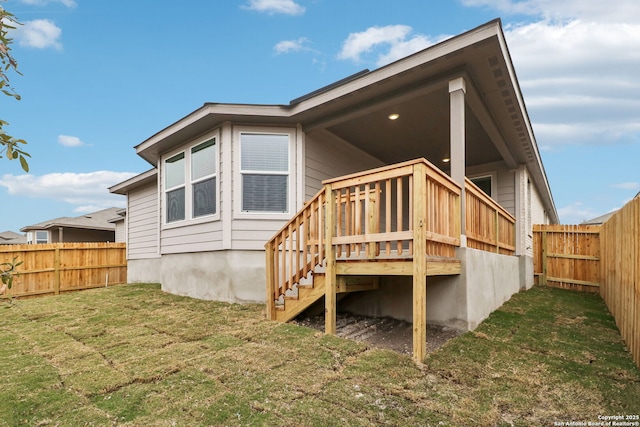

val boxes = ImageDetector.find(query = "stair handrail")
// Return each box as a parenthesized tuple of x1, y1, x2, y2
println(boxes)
(265, 187, 326, 319)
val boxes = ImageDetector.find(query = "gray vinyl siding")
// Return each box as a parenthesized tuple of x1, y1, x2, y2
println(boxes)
(496, 169, 515, 216)
(304, 130, 384, 200)
(231, 219, 284, 250)
(161, 220, 224, 254)
(127, 182, 159, 259)
(159, 132, 224, 254)
(114, 221, 125, 242)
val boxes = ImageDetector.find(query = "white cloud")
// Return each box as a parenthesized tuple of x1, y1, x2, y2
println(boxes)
(13, 19, 62, 50)
(19, 0, 77, 7)
(274, 37, 312, 55)
(0, 171, 136, 208)
(243, 0, 305, 15)
(57, 134, 85, 147)
(557, 201, 599, 224)
(461, 0, 640, 23)
(505, 19, 640, 147)
(610, 182, 640, 190)
(338, 25, 449, 67)
(22, 0, 76, 6)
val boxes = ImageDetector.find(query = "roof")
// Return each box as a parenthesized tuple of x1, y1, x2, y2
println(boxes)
(109, 169, 157, 195)
(20, 207, 121, 232)
(581, 211, 617, 225)
(0, 231, 27, 245)
(125, 18, 558, 224)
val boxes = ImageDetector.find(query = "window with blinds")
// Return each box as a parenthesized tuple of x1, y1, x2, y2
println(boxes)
(165, 152, 186, 223)
(240, 133, 289, 213)
(191, 140, 216, 218)
(162, 133, 219, 224)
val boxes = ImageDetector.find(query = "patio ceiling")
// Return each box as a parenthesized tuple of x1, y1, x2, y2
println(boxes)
(321, 87, 503, 169)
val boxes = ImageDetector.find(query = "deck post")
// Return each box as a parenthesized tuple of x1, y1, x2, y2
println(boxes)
(412, 163, 428, 363)
(324, 183, 337, 335)
(265, 242, 276, 320)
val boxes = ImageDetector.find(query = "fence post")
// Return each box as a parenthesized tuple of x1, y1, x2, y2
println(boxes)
(54, 247, 61, 295)
(541, 229, 547, 286)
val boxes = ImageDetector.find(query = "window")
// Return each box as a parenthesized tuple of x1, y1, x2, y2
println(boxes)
(27, 230, 48, 244)
(165, 152, 185, 223)
(471, 176, 492, 197)
(191, 140, 216, 218)
(163, 133, 218, 224)
(240, 132, 289, 213)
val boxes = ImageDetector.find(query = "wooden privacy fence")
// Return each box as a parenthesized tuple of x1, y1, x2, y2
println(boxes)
(0, 242, 127, 299)
(533, 224, 601, 292)
(600, 196, 640, 369)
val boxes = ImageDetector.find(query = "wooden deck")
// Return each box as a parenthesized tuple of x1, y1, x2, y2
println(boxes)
(265, 158, 514, 363)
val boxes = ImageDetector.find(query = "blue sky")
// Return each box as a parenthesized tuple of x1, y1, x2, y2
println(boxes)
(1, 0, 639, 232)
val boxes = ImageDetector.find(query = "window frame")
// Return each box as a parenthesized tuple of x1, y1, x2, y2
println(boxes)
(161, 130, 220, 228)
(27, 230, 48, 244)
(234, 126, 296, 220)
(469, 172, 497, 199)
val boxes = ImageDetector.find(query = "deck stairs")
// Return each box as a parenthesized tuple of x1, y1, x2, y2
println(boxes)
(275, 271, 379, 322)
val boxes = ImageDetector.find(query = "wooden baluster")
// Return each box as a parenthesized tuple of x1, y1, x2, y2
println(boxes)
(375, 181, 381, 257)
(318, 193, 324, 264)
(355, 185, 361, 257)
(408, 174, 414, 256)
(397, 177, 403, 256)
(345, 187, 352, 257)
(386, 179, 392, 256)
(336, 189, 343, 258)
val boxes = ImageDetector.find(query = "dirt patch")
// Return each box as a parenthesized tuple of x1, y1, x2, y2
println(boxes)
(292, 313, 461, 355)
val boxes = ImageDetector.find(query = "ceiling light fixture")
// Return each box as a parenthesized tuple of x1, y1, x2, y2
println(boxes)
(442, 157, 451, 163)
(387, 113, 400, 120)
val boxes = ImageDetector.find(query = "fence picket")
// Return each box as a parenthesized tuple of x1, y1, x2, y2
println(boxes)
(0, 242, 127, 299)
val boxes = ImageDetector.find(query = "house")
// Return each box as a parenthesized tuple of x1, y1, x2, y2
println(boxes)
(107, 208, 127, 242)
(111, 19, 557, 360)
(581, 211, 617, 226)
(0, 231, 27, 245)
(20, 207, 121, 243)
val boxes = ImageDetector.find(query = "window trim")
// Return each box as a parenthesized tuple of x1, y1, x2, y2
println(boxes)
(233, 126, 296, 220)
(27, 230, 49, 244)
(161, 130, 220, 228)
(469, 172, 497, 199)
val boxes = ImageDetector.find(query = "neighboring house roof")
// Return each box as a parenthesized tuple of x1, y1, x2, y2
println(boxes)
(109, 169, 157, 195)
(108, 208, 127, 224)
(0, 231, 27, 245)
(123, 18, 557, 223)
(20, 207, 121, 232)
(582, 211, 617, 226)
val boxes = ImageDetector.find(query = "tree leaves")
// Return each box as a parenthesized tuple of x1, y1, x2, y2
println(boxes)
(0, 4, 30, 173)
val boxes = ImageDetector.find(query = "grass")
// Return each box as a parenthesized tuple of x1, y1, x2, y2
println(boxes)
(1, 284, 638, 426)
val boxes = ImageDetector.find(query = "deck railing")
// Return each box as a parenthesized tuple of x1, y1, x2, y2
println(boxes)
(325, 159, 461, 260)
(465, 178, 516, 255)
(266, 159, 518, 318)
(266, 159, 462, 313)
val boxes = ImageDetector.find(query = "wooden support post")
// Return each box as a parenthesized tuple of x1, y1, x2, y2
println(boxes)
(324, 183, 337, 335)
(265, 242, 276, 320)
(541, 229, 548, 286)
(412, 163, 428, 364)
(495, 208, 500, 253)
(54, 247, 61, 295)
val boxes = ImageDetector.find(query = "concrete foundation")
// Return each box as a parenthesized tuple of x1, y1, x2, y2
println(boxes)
(133, 250, 266, 303)
(129, 247, 525, 328)
(127, 258, 162, 284)
(339, 247, 522, 331)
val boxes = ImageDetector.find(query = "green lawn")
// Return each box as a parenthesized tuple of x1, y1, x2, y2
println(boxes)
(1, 284, 638, 426)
